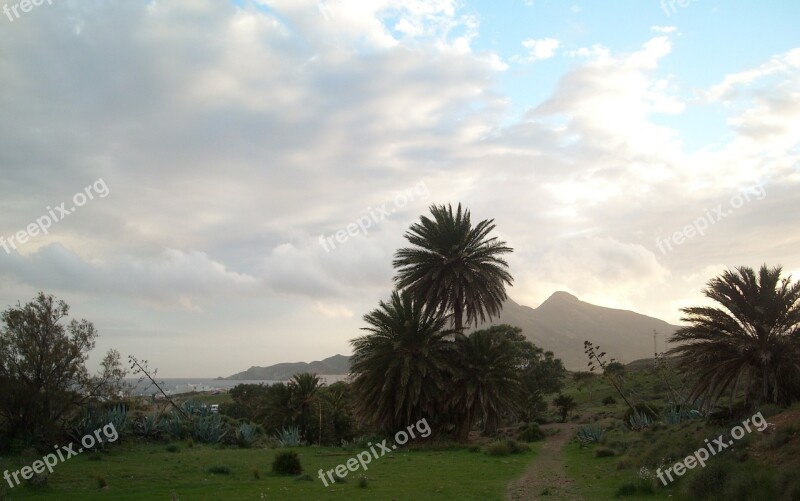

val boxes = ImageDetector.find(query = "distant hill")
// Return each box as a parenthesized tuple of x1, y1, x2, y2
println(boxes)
(227, 292, 681, 378)
(479, 292, 680, 370)
(226, 354, 350, 381)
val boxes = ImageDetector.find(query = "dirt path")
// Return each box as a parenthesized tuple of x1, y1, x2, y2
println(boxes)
(506, 423, 585, 501)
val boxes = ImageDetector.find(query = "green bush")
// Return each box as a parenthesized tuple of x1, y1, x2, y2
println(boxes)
(484, 442, 511, 456)
(722, 468, 777, 501)
(26, 472, 48, 488)
(615, 483, 637, 496)
(519, 422, 545, 442)
(683, 460, 729, 500)
(165, 444, 180, 453)
(594, 447, 615, 458)
(358, 475, 369, 488)
(272, 451, 302, 475)
(207, 465, 232, 475)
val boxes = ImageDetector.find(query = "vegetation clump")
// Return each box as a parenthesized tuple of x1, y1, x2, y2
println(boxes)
(272, 451, 302, 475)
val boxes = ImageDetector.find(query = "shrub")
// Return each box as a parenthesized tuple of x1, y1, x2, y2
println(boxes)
(722, 468, 777, 501)
(519, 422, 545, 442)
(207, 465, 232, 475)
(484, 442, 511, 457)
(601, 396, 616, 406)
(165, 444, 180, 453)
(594, 447, 615, 458)
(272, 451, 302, 475)
(27, 472, 48, 488)
(358, 475, 369, 488)
(683, 460, 729, 500)
(615, 483, 637, 496)
(506, 439, 530, 454)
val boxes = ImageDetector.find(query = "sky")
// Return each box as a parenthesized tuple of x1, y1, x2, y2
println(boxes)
(1, 0, 798, 376)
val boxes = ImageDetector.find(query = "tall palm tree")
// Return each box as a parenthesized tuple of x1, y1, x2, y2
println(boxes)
(349, 290, 457, 432)
(393, 203, 513, 332)
(668, 265, 800, 409)
(449, 328, 524, 439)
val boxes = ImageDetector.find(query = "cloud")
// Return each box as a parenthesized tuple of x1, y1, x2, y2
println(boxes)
(512, 37, 561, 64)
(0, 1, 797, 373)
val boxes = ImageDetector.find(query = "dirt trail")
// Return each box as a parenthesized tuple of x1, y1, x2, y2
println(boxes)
(506, 423, 585, 501)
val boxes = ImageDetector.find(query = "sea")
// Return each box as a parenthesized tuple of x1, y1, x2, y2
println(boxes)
(125, 378, 278, 396)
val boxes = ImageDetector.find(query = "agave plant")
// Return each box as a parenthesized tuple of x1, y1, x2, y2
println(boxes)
(191, 414, 228, 444)
(628, 411, 653, 431)
(159, 412, 187, 440)
(135, 413, 162, 438)
(276, 425, 302, 447)
(236, 422, 258, 448)
(663, 407, 703, 425)
(70, 404, 128, 443)
(104, 405, 129, 434)
(576, 424, 604, 444)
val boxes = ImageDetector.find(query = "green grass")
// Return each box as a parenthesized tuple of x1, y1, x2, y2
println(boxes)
(3, 441, 540, 500)
(563, 441, 677, 500)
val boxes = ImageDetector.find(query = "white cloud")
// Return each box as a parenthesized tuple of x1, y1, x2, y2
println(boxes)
(512, 37, 561, 64)
(0, 1, 797, 374)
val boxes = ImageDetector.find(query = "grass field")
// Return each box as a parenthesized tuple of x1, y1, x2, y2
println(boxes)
(2, 441, 541, 500)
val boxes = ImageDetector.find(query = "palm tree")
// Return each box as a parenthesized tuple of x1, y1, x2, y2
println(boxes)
(288, 372, 321, 440)
(349, 290, 457, 432)
(668, 265, 800, 409)
(450, 328, 524, 439)
(552, 394, 577, 422)
(393, 203, 513, 332)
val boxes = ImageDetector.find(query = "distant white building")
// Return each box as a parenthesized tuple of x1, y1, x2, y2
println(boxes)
(317, 374, 349, 385)
(174, 383, 216, 394)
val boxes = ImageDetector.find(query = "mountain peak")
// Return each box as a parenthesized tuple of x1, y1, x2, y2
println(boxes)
(545, 291, 580, 303)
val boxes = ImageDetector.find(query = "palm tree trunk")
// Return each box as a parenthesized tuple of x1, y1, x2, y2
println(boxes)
(454, 301, 463, 332)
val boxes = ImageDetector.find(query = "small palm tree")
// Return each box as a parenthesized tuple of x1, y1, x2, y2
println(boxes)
(350, 290, 457, 431)
(288, 372, 321, 440)
(552, 394, 577, 423)
(450, 328, 524, 439)
(669, 265, 800, 408)
(393, 203, 513, 332)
